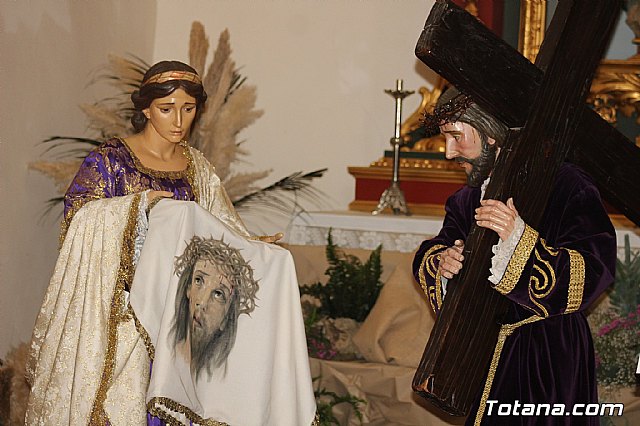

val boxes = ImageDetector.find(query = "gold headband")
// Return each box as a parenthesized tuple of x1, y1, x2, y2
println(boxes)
(141, 70, 202, 87)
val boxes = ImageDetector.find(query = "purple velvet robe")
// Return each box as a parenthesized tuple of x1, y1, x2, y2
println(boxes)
(64, 137, 195, 426)
(413, 163, 616, 425)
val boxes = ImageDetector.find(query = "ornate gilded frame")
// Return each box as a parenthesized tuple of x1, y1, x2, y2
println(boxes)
(401, 0, 640, 152)
(522, 0, 640, 145)
(518, 0, 547, 63)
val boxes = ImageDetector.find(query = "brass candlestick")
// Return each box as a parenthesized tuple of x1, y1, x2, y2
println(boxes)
(372, 79, 414, 215)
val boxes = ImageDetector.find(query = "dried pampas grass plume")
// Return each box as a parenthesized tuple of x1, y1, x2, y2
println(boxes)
(29, 160, 83, 193)
(79, 104, 130, 137)
(30, 23, 326, 221)
(188, 24, 265, 184)
(189, 21, 209, 78)
(223, 170, 272, 201)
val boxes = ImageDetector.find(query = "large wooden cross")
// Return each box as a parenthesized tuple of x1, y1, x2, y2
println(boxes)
(411, 0, 640, 416)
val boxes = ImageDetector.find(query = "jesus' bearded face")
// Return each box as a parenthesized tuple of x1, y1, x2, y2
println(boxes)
(187, 260, 233, 351)
(440, 121, 498, 187)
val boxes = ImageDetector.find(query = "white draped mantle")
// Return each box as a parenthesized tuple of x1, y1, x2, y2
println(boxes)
(131, 200, 316, 425)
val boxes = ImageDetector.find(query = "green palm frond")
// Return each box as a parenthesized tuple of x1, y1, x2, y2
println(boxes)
(32, 26, 327, 226)
(232, 168, 328, 215)
(41, 136, 102, 159)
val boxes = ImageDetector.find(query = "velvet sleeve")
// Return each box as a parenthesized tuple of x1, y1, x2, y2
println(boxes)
(489, 183, 616, 317)
(61, 148, 117, 243)
(412, 187, 477, 315)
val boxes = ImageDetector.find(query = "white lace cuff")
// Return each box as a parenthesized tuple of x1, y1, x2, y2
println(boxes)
(488, 216, 525, 285)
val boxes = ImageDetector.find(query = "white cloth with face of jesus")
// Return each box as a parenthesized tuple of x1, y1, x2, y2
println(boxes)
(130, 200, 316, 425)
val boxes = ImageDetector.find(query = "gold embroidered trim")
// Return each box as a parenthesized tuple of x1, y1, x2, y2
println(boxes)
(129, 304, 155, 361)
(474, 316, 544, 426)
(531, 249, 556, 296)
(89, 194, 141, 424)
(118, 137, 191, 179)
(540, 237, 559, 256)
(146, 194, 164, 215)
(60, 197, 98, 248)
(142, 70, 202, 87)
(148, 397, 320, 425)
(418, 244, 446, 312)
(565, 248, 585, 314)
(435, 268, 444, 309)
(493, 224, 538, 295)
(529, 289, 550, 317)
(527, 249, 556, 317)
(184, 146, 200, 204)
(148, 396, 229, 426)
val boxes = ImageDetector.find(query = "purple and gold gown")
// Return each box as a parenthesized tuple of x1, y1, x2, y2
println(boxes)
(63, 137, 244, 425)
(63, 137, 198, 240)
(413, 163, 616, 425)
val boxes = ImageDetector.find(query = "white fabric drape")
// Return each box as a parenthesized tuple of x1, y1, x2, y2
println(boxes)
(26, 150, 260, 425)
(130, 200, 316, 425)
(25, 194, 149, 425)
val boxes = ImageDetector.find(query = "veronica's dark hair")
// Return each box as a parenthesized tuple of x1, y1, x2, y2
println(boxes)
(130, 60, 208, 132)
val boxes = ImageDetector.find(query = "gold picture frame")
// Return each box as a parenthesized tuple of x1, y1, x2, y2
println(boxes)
(522, 0, 640, 146)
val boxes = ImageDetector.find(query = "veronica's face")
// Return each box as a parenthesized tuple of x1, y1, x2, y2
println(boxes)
(187, 260, 233, 344)
(144, 88, 196, 143)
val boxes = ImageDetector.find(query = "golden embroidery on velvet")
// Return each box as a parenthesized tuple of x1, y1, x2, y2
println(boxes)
(527, 247, 558, 318)
(530, 249, 556, 297)
(129, 304, 155, 361)
(89, 194, 141, 424)
(540, 237, 559, 256)
(534, 249, 556, 292)
(493, 224, 538, 295)
(435, 268, 444, 310)
(418, 245, 446, 312)
(474, 316, 544, 426)
(60, 190, 104, 247)
(564, 248, 585, 314)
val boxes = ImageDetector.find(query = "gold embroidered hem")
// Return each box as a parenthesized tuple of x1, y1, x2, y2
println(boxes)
(130, 304, 156, 361)
(564, 248, 585, 313)
(418, 244, 446, 312)
(148, 397, 321, 426)
(90, 193, 141, 423)
(26, 194, 149, 425)
(474, 316, 544, 426)
(146, 195, 165, 215)
(493, 224, 538, 295)
(149, 397, 231, 426)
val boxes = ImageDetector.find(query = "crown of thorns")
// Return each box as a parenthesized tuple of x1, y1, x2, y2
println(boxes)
(175, 236, 259, 315)
(421, 91, 474, 134)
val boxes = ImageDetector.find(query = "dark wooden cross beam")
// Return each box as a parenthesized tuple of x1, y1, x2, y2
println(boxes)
(415, 0, 640, 225)
(412, 0, 637, 416)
